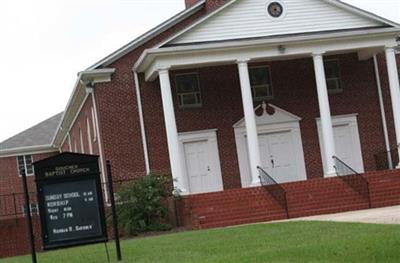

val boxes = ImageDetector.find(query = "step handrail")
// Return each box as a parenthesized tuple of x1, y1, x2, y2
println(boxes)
(333, 156, 371, 208)
(257, 166, 290, 218)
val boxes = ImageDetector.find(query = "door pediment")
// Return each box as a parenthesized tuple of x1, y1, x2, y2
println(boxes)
(233, 103, 302, 128)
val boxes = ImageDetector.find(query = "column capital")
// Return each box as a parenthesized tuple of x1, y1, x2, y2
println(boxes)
(385, 46, 397, 53)
(236, 58, 251, 65)
(311, 52, 326, 58)
(157, 67, 171, 74)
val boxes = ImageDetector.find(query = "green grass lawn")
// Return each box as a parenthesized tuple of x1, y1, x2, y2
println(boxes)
(2, 221, 400, 263)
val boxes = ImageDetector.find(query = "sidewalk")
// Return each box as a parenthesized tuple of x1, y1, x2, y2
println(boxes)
(294, 206, 400, 224)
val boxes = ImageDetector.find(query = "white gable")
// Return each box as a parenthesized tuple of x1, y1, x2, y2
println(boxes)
(170, 0, 387, 45)
(233, 103, 301, 128)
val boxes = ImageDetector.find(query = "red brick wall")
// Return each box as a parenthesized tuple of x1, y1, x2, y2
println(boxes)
(60, 94, 100, 157)
(179, 169, 400, 229)
(185, 0, 228, 10)
(375, 53, 399, 155)
(185, 0, 200, 8)
(0, 217, 42, 259)
(93, 0, 397, 187)
(140, 53, 395, 190)
(92, 8, 209, 182)
(90, 0, 229, 182)
(0, 152, 57, 259)
(0, 152, 58, 195)
(63, 0, 399, 191)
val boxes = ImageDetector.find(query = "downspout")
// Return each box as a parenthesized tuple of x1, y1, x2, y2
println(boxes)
(134, 71, 151, 174)
(373, 54, 393, 169)
(89, 87, 109, 201)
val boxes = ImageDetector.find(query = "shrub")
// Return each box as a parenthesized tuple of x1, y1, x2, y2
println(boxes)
(115, 173, 173, 236)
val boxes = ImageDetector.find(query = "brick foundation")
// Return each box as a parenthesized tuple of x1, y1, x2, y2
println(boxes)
(0, 216, 42, 259)
(177, 169, 400, 229)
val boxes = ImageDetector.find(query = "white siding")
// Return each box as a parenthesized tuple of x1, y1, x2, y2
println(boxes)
(172, 0, 384, 44)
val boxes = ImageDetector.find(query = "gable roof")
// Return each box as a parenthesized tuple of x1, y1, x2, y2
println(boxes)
(0, 113, 63, 154)
(87, 0, 206, 70)
(161, 0, 399, 46)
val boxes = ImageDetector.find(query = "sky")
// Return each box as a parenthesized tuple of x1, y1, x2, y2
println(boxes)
(0, 0, 399, 143)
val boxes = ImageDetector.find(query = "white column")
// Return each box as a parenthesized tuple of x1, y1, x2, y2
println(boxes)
(385, 47, 400, 168)
(158, 68, 188, 193)
(237, 59, 262, 185)
(312, 53, 336, 176)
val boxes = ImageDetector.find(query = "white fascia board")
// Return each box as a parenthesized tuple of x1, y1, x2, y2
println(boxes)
(316, 113, 359, 122)
(326, 0, 400, 28)
(80, 68, 116, 77)
(156, 0, 238, 48)
(51, 68, 115, 148)
(135, 27, 400, 79)
(80, 68, 116, 84)
(0, 145, 57, 158)
(159, 0, 397, 48)
(51, 75, 82, 148)
(86, 1, 206, 70)
(58, 93, 90, 150)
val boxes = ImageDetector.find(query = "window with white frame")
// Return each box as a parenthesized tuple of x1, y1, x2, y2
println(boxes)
(324, 59, 342, 94)
(67, 132, 72, 152)
(87, 117, 93, 154)
(73, 138, 78, 153)
(249, 66, 273, 101)
(91, 107, 97, 142)
(17, 155, 34, 176)
(22, 203, 39, 217)
(175, 73, 202, 108)
(79, 128, 84, 153)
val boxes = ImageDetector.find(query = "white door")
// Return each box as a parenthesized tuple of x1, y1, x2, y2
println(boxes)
(183, 140, 220, 194)
(334, 125, 353, 165)
(258, 131, 298, 183)
(259, 134, 273, 174)
(317, 114, 364, 175)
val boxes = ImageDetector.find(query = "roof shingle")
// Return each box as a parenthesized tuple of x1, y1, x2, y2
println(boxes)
(0, 113, 63, 151)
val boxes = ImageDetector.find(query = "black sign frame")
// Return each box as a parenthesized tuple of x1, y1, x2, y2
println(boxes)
(34, 153, 108, 250)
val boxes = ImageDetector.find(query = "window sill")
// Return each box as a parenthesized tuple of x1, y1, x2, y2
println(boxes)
(178, 104, 203, 110)
(328, 89, 343, 95)
(253, 96, 274, 102)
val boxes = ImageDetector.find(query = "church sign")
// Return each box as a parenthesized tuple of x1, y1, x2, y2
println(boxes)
(34, 153, 108, 250)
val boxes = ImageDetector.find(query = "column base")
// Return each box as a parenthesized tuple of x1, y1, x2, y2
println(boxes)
(246, 179, 262, 188)
(324, 171, 338, 178)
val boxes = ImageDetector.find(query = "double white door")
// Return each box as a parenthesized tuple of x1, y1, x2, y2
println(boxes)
(258, 131, 298, 183)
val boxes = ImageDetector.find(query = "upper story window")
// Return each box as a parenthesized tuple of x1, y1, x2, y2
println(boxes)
(175, 73, 202, 108)
(22, 203, 39, 217)
(249, 66, 274, 101)
(17, 155, 34, 176)
(324, 59, 342, 94)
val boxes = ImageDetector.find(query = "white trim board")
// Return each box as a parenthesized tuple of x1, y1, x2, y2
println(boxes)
(160, 0, 398, 46)
(87, 1, 206, 70)
(316, 113, 365, 175)
(234, 104, 307, 186)
(178, 129, 223, 195)
(136, 28, 398, 81)
(0, 148, 58, 159)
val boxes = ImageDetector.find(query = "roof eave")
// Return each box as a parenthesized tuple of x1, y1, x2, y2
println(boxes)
(0, 144, 58, 158)
(86, 0, 206, 70)
(51, 68, 115, 148)
(134, 27, 400, 75)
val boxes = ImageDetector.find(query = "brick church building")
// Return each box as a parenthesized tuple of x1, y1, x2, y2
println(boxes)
(1, 0, 400, 257)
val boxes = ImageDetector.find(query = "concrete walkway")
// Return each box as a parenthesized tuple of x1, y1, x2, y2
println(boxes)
(295, 206, 400, 225)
